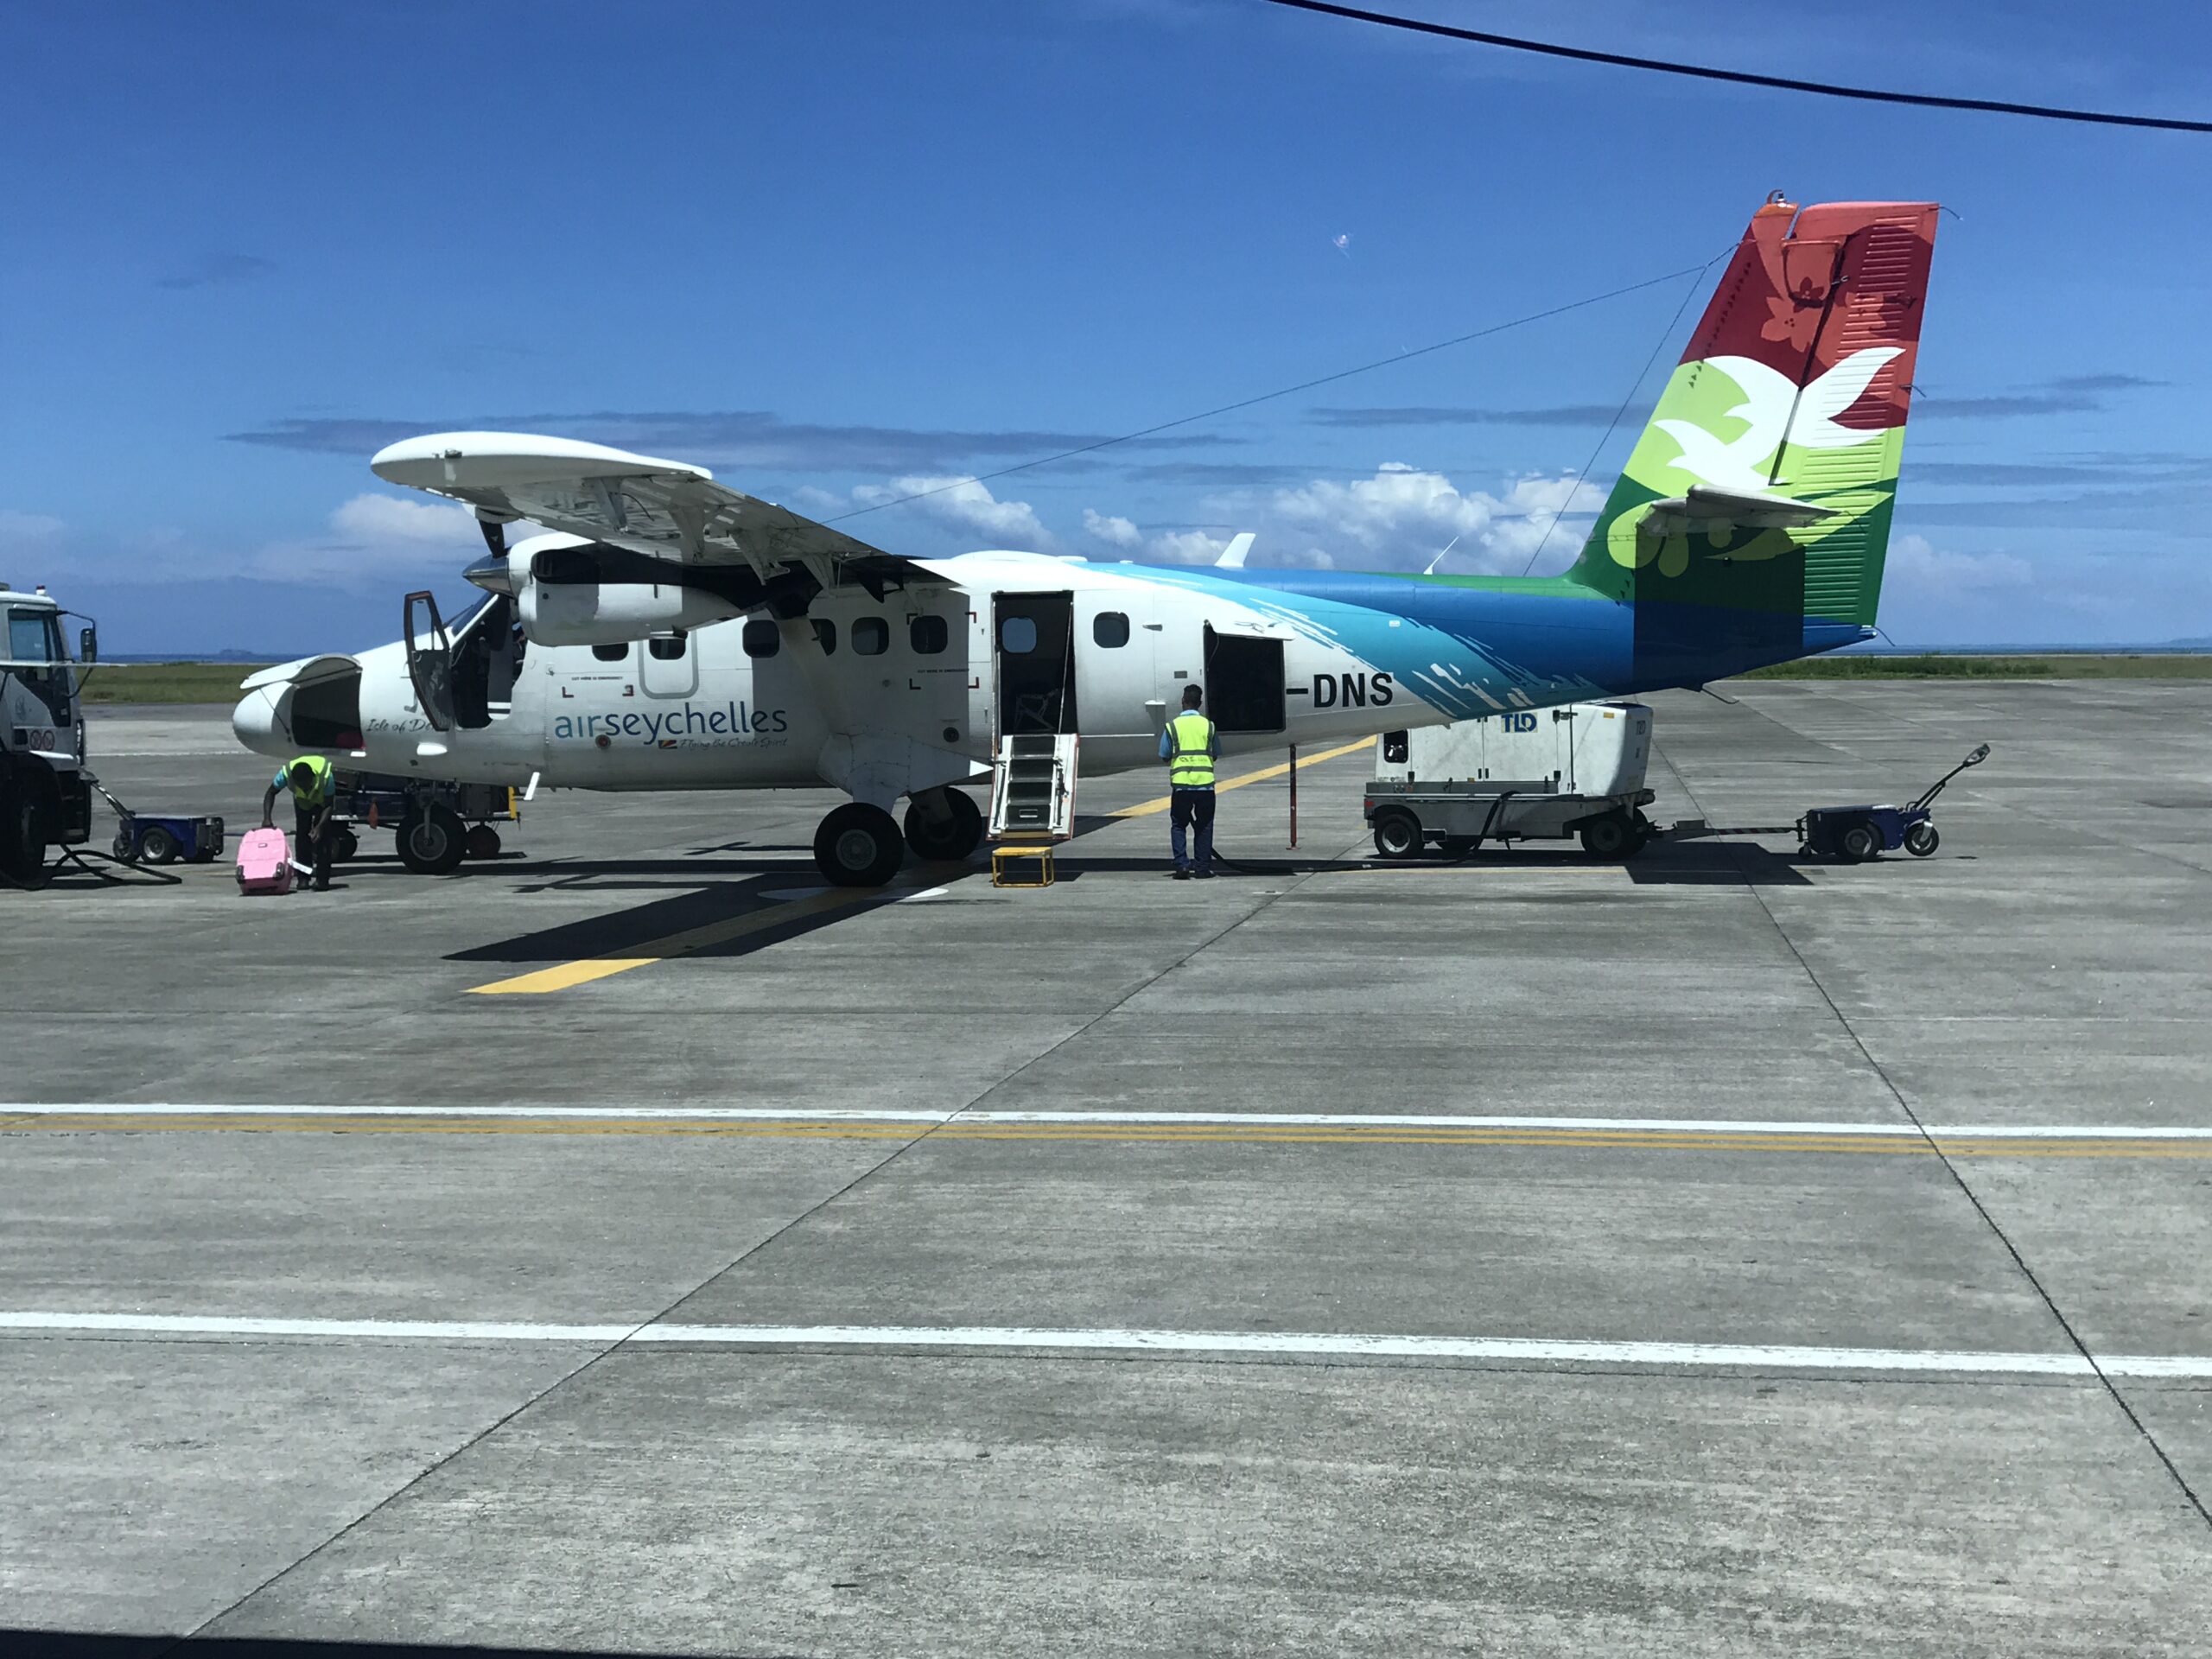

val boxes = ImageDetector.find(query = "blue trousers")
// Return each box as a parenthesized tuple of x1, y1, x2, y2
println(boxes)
(1169, 786, 1216, 872)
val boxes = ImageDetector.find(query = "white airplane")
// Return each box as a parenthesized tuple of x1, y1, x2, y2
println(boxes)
(234, 197, 1941, 886)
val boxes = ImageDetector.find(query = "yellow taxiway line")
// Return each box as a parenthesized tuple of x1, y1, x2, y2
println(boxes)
(1111, 738, 1375, 818)
(9, 1114, 2209, 1160)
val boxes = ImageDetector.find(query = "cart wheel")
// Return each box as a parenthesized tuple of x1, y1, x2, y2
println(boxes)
(1904, 822, 1940, 858)
(464, 823, 503, 861)
(1838, 819, 1882, 862)
(330, 829, 360, 863)
(1578, 813, 1634, 860)
(1371, 807, 1424, 860)
(138, 824, 181, 865)
(111, 831, 137, 863)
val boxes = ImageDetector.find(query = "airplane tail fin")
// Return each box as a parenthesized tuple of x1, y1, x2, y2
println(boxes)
(1565, 198, 1940, 650)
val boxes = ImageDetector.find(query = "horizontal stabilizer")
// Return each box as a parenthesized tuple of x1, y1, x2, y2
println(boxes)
(1640, 486, 1838, 537)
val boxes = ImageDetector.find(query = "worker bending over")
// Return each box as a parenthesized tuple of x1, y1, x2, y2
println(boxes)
(1159, 683, 1218, 880)
(262, 755, 338, 892)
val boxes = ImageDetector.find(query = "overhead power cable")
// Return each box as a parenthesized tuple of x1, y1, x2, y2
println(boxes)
(1255, 0, 2212, 134)
(830, 259, 1713, 524)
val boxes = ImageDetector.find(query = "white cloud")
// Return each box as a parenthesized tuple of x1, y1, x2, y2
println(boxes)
(852, 475, 1051, 548)
(1083, 508, 1142, 548)
(1884, 533, 2032, 594)
(1123, 463, 1604, 575)
(328, 493, 480, 546)
(0, 509, 66, 543)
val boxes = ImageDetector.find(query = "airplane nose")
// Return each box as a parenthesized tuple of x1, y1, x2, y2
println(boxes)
(464, 551, 514, 596)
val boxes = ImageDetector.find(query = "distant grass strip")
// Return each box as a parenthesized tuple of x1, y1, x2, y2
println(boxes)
(74, 663, 271, 703)
(1740, 653, 2212, 680)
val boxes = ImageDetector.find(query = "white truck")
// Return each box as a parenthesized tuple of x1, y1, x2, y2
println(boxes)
(1363, 701, 1656, 860)
(1, 583, 96, 881)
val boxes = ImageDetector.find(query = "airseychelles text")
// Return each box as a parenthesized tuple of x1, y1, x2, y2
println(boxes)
(553, 700, 790, 744)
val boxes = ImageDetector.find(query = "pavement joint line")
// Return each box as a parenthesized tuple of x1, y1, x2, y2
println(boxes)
(2, 1313, 2207, 1378)
(1111, 738, 1374, 818)
(1720, 764, 2212, 1534)
(9, 1103, 2206, 1136)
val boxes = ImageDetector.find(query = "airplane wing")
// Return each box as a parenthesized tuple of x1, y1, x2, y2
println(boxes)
(369, 431, 933, 593)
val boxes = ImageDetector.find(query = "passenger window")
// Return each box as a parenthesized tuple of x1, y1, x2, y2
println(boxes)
(591, 643, 627, 663)
(646, 633, 686, 660)
(1093, 612, 1129, 648)
(742, 620, 779, 658)
(909, 614, 948, 654)
(854, 617, 889, 657)
(1001, 616, 1037, 654)
(812, 619, 837, 655)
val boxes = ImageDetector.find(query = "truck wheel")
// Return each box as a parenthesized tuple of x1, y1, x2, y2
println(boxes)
(1579, 813, 1634, 860)
(1371, 807, 1423, 860)
(0, 764, 52, 883)
(1904, 822, 1940, 857)
(138, 824, 181, 865)
(1838, 819, 1882, 862)
(111, 830, 137, 863)
(464, 823, 502, 861)
(397, 804, 467, 875)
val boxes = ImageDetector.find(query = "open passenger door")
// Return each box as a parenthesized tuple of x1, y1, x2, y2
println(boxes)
(403, 590, 455, 733)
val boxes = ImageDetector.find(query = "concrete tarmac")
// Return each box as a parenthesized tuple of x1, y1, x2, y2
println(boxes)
(3, 681, 2209, 1656)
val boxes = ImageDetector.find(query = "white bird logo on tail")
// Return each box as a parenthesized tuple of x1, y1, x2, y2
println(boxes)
(1654, 347, 1901, 494)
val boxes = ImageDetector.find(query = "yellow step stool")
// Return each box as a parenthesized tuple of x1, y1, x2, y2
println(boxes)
(990, 840, 1057, 888)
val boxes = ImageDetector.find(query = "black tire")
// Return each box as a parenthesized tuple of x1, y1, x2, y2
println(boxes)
(464, 823, 503, 861)
(0, 765, 53, 883)
(1371, 807, 1424, 860)
(1579, 813, 1634, 860)
(397, 804, 467, 875)
(816, 803, 906, 887)
(903, 788, 983, 861)
(330, 829, 360, 863)
(1838, 819, 1882, 863)
(111, 830, 137, 863)
(138, 823, 181, 865)
(1904, 822, 1940, 858)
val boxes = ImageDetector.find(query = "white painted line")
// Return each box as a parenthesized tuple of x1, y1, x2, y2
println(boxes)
(2, 1311, 2203, 1377)
(6, 1103, 2209, 1138)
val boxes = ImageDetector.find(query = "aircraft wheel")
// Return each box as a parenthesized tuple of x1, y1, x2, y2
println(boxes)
(816, 803, 906, 887)
(1838, 819, 1883, 863)
(1370, 807, 1423, 860)
(138, 823, 181, 865)
(397, 804, 467, 875)
(1579, 812, 1634, 861)
(903, 788, 982, 861)
(464, 823, 503, 861)
(1904, 822, 1940, 857)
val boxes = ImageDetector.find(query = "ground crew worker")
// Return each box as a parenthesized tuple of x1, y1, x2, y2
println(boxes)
(1159, 683, 1218, 880)
(262, 755, 338, 892)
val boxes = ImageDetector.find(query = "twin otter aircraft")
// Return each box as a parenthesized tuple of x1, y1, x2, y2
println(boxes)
(235, 197, 1941, 885)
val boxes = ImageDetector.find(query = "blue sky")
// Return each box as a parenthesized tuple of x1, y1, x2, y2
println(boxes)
(4, 0, 2207, 652)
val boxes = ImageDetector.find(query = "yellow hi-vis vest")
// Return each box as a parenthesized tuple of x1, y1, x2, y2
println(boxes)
(283, 754, 335, 807)
(1166, 710, 1217, 788)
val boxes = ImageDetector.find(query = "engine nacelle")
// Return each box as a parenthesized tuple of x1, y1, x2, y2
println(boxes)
(491, 535, 752, 647)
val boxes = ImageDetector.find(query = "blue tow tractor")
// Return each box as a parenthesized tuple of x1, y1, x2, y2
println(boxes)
(1799, 744, 1990, 863)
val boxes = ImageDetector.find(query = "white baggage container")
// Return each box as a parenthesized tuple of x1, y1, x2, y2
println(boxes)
(1365, 702, 1656, 859)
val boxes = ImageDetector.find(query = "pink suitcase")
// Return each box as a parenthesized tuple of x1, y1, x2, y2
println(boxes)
(235, 826, 296, 894)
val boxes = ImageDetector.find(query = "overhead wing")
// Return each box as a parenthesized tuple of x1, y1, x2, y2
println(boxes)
(1640, 485, 1837, 537)
(369, 431, 930, 594)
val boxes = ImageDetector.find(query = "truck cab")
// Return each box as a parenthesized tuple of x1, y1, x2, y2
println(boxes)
(1, 584, 94, 880)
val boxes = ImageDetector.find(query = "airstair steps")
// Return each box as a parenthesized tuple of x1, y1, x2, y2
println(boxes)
(990, 733, 1079, 840)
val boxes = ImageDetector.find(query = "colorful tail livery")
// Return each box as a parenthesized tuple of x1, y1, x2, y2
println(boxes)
(1567, 197, 1939, 658)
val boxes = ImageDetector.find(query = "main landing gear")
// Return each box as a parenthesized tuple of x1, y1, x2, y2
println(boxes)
(810, 788, 984, 887)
